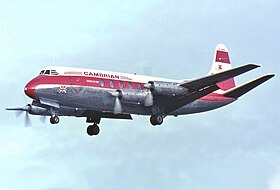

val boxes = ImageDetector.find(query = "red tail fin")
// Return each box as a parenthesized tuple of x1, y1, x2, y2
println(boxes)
(208, 44, 236, 91)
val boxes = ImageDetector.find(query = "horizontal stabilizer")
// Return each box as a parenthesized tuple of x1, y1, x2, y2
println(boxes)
(223, 74, 275, 98)
(180, 64, 260, 90)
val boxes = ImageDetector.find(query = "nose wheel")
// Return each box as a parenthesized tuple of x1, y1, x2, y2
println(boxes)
(150, 115, 164, 126)
(87, 124, 100, 136)
(50, 115, 59, 124)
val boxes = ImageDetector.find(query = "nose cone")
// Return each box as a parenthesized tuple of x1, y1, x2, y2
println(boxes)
(24, 80, 36, 99)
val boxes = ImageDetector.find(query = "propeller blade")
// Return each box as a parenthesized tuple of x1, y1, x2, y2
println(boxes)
(15, 110, 24, 118)
(110, 90, 123, 114)
(6, 105, 30, 112)
(114, 97, 122, 114)
(144, 83, 152, 89)
(7, 105, 32, 127)
(143, 66, 153, 76)
(6, 108, 26, 111)
(110, 91, 120, 97)
(40, 116, 47, 124)
(144, 91, 153, 106)
(25, 112, 31, 127)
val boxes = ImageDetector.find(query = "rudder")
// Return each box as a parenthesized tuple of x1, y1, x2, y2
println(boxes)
(208, 44, 236, 91)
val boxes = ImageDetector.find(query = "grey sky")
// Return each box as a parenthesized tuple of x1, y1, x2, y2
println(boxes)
(1, 0, 279, 189)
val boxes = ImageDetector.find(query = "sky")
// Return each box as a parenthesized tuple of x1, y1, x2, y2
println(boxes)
(0, 0, 280, 189)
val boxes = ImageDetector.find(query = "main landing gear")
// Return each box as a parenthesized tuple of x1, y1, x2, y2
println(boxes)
(48, 115, 100, 136)
(86, 116, 101, 136)
(50, 115, 59, 124)
(150, 114, 164, 126)
(87, 124, 100, 136)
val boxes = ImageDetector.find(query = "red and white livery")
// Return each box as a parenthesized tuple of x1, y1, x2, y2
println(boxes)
(7, 44, 274, 136)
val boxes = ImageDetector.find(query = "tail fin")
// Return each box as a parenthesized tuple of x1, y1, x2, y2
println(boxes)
(208, 44, 236, 91)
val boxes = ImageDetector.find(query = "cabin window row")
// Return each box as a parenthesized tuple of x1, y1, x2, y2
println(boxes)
(100, 79, 143, 90)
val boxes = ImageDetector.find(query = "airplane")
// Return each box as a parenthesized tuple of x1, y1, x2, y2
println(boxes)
(6, 44, 274, 136)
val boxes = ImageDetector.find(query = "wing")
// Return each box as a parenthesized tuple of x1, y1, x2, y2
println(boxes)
(154, 64, 260, 114)
(180, 64, 259, 90)
(163, 84, 220, 113)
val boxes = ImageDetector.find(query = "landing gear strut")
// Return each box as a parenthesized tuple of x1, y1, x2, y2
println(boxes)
(50, 115, 59, 124)
(150, 115, 164, 126)
(87, 124, 100, 136)
(86, 116, 101, 136)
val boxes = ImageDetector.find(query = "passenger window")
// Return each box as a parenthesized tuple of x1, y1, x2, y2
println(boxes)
(138, 83, 142, 90)
(119, 81, 124, 89)
(100, 79, 105, 87)
(128, 82, 133, 89)
(110, 80, 114, 88)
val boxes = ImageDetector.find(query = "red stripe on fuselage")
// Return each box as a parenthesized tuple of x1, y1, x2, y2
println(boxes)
(29, 75, 235, 102)
(31, 75, 145, 90)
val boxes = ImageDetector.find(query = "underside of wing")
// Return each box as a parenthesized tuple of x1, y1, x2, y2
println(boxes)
(163, 84, 220, 113)
(83, 111, 133, 120)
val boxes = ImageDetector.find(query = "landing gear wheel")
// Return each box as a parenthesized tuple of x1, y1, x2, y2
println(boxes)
(87, 124, 100, 136)
(50, 116, 59, 124)
(150, 115, 164, 126)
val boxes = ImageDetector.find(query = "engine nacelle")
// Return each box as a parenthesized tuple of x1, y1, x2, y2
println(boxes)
(113, 90, 149, 105)
(28, 104, 49, 115)
(147, 81, 188, 96)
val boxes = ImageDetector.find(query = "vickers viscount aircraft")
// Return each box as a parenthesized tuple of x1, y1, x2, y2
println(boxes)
(6, 44, 274, 136)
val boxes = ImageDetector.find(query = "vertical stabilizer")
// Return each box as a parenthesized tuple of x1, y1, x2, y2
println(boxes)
(208, 44, 236, 91)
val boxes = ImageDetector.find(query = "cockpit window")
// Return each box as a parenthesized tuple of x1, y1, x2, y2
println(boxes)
(39, 70, 45, 75)
(39, 69, 58, 75)
(51, 70, 58, 75)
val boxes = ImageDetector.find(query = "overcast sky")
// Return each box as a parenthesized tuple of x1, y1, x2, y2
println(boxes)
(0, 0, 279, 189)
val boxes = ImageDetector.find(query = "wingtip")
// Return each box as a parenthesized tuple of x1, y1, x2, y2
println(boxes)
(267, 73, 275, 77)
(248, 63, 261, 68)
(263, 73, 275, 79)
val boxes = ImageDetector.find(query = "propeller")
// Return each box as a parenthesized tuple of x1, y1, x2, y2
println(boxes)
(6, 104, 46, 127)
(143, 66, 153, 76)
(25, 112, 31, 127)
(144, 83, 154, 107)
(40, 116, 47, 124)
(110, 90, 122, 114)
(6, 105, 32, 127)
